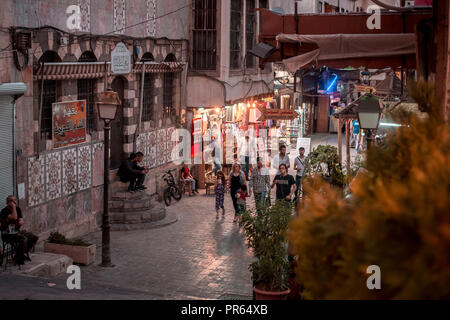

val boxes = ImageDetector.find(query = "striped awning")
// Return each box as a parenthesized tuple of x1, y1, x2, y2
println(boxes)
(34, 61, 185, 80)
(34, 62, 109, 80)
(133, 62, 184, 73)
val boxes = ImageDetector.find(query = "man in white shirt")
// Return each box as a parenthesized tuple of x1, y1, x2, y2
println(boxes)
(272, 144, 290, 175)
(293, 147, 306, 198)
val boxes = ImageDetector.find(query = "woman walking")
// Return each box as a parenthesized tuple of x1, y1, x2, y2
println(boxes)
(228, 163, 247, 223)
(215, 171, 226, 219)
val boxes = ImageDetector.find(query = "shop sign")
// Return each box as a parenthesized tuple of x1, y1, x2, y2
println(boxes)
(296, 138, 311, 157)
(257, 106, 298, 121)
(111, 42, 131, 75)
(52, 100, 87, 149)
(354, 85, 376, 93)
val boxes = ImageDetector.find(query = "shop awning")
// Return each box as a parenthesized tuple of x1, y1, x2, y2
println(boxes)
(277, 33, 416, 72)
(34, 61, 185, 80)
(256, 9, 432, 70)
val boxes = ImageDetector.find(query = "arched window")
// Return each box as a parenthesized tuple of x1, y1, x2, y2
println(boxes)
(38, 51, 61, 135)
(78, 51, 97, 132)
(163, 54, 176, 119)
(140, 53, 155, 122)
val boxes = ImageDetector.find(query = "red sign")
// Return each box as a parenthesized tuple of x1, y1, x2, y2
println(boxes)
(52, 100, 87, 149)
(191, 117, 202, 159)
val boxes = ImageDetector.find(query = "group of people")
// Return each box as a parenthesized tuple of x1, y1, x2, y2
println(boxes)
(213, 144, 307, 223)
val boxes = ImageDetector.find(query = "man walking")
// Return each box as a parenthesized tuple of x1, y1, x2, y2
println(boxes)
(272, 144, 290, 175)
(249, 157, 270, 214)
(293, 147, 306, 199)
(271, 163, 296, 203)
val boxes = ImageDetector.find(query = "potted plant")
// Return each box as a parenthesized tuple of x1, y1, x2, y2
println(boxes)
(44, 232, 96, 265)
(241, 200, 292, 300)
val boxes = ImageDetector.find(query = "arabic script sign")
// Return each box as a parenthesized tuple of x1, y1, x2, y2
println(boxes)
(53, 100, 87, 149)
(111, 42, 131, 74)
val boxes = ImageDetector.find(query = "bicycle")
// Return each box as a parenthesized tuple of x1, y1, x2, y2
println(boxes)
(162, 169, 182, 206)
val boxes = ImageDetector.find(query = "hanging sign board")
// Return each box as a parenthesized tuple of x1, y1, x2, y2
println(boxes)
(257, 106, 298, 121)
(111, 42, 131, 74)
(52, 100, 87, 149)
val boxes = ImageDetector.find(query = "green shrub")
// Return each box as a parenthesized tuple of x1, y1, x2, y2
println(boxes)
(288, 80, 450, 299)
(47, 231, 91, 247)
(241, 201, 292, 292)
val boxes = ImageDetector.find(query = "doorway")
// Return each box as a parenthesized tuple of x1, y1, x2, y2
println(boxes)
(110, 77, 125, 169)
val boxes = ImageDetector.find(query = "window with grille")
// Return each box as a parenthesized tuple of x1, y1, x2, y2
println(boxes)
(38, 51, 61, 136)
(230, 0, 242, 70)
(78, 51, 97, 133)
(163, 72, 174, 119)
(39, 80, 58, 135)
(141, 73, 154, 122)
(246, 0, 256, 68)
(192, 0, 217, 70)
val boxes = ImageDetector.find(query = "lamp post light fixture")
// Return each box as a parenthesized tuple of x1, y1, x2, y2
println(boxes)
(96, 89, 121, 267)
(356, 94, 383, 149)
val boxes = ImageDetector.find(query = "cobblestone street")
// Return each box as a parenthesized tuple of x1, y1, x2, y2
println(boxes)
(72, 188, 255, 300)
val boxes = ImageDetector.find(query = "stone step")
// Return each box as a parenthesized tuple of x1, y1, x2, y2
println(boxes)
(111, 189, 153, 200)
(8, 252, 73, 277)
(109, 198, 153, 212)
(109, 204, 166, 225)
(110, 209, 177, 231)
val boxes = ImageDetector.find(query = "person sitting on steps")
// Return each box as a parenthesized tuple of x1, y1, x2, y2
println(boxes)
(117, 152, 149, 192)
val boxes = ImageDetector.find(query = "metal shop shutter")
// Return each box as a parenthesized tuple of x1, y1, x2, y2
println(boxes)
(0, 96, 14, 202)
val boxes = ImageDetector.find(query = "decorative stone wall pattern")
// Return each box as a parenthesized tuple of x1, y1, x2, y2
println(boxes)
(92, 142, 104, 187)
(114, 0, 126, 34)
(62, 148, 78, 196)
(148, 130, 157, 168)
(157, 128, 167, 166)
(166, 127, 175, 163)
(46, 151, 62, 201)
(77, 145, 92, 191)
(146, 0, 157, 37)
(28, 157, 46, 207)
(78, 0, 91, 32)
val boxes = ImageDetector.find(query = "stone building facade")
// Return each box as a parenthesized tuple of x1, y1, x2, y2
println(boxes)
(1, 0, 189, 241)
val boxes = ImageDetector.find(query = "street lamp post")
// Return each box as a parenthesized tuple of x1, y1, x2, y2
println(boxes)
(356, 94, 382, 150)
(97, 89, 120, 267)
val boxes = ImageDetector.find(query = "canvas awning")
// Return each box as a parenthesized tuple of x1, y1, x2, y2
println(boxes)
(34, 61, 185, 80)
(276, 33, 416, 72)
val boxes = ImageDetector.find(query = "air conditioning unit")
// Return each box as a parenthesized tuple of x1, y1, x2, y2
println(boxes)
(405, 1, 415, 7)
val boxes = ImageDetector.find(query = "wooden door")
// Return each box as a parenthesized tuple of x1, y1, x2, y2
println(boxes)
(316, 96, 330, 133)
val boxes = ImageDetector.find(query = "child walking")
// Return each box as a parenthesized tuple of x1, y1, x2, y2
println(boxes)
(234, 184, 248, 225)
(215, 171, 226, 219)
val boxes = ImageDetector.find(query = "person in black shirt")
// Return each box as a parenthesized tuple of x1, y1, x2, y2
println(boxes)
(0, 195, 38, 265)
(271, 163, 296, 202)
(117, 152, 149, 192)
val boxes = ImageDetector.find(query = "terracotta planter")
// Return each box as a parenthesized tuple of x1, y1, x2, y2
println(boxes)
(253, 285, 291, 300)
(44, 242, 96, 265)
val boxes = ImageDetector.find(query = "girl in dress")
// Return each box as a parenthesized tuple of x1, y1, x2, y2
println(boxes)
(215, 171, 226, 219)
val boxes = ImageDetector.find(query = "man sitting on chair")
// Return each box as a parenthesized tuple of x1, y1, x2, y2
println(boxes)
(0, 196, 38, 265)
(118, 152, 149, 192)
